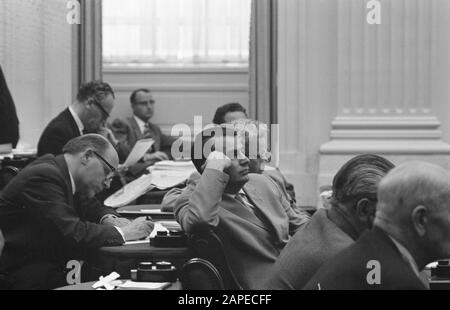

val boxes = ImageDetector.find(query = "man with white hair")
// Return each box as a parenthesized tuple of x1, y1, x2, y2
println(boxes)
(304, 161, 450, 290)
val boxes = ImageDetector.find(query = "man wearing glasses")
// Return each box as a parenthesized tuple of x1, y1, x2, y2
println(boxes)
(0, 134, 155, 290)
(37, 80, 127, 160)
(110, 88, 176, 177)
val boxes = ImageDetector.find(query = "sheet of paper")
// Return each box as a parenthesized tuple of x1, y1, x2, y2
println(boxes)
(104, 174, 154, 208)
(150, 170, 195, 190)
(119, 281, 171, 290)
(123, 138, 154, 168)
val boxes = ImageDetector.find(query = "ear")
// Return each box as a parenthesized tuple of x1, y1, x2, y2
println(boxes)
(80, 150, 93, 166)
(356, 198, 377, 224)
(411, 205, 428, 237)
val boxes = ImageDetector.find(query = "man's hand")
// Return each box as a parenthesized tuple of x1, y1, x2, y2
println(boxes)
(121, 217, 155, 241)
(98, 127, 119, 147)
(143, 151, 169, 162)
(204, 151, 232, 172)
(101, 214, 131, 228)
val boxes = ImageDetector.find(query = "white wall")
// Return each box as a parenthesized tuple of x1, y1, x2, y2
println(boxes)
(103, 66, 250, 135)
(278, 0, 450, 207)
(0, 0, 75, 148)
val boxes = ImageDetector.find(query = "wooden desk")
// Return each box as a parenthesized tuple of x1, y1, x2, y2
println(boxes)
(85, 242, 191, 282)
(137, 189, 172, 205)
(56, 281, 182, 290)
(117, 204, 175, 220)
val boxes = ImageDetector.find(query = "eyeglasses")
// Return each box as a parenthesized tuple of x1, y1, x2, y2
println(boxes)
(92, 151, 116, 186)
(91, 98, 110, 120)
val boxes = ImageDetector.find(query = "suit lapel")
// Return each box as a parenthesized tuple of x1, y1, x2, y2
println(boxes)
(63, 109, 82, 137)
(127, 117, 141, 144)
(222, 191, 272, 234)
(243, 183, 279, 234)
(54, 155, 75, 208)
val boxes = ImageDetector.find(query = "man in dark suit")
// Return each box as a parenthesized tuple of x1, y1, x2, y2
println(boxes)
(0, 135, 154, 290)
(174, 127, 309, 289)
(263, 154, 394, 290)
(37, 80, 127, 159)
(111, 88, 176, 176)
(304, 161, 450, 290)
(0, 65, 19, 148)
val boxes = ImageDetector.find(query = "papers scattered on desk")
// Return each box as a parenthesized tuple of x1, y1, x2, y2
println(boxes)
(123, 138, 154, 168)
(119, 281, 171, 290)
(104, 174, 154, 208)
(148, 161, 197, 190)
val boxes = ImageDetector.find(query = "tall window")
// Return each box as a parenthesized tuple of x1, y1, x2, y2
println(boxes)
(103, 0, 251, 66)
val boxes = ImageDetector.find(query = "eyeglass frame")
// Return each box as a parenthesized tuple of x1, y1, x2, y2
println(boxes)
(90, 97, 110, 120)
(92, 150, 116, 186)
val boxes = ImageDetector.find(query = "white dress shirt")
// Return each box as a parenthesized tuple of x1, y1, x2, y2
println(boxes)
(69, 106, 85, 136)
(133, 115, 148, 135)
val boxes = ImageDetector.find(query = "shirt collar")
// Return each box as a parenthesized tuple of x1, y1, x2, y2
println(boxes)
(387, 234, 421, 278)
(68, 171, 76, 195)
(225, 189, 246, 200)
(69, 106, 84, 135)
(133, 115, 147, 134)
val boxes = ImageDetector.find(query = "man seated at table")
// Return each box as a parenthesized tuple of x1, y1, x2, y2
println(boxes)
(174, 126, 309, 290)
(110, 88, 176, 177)
(0, 135, 154, 290)
(262, 154, 395, 290)
(162, 117, 299, 214)
(37, 80, 127, 160)
(303, 161, 450, 290)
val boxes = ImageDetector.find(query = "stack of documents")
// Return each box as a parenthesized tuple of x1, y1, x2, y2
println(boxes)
(148, 161, 196, 190)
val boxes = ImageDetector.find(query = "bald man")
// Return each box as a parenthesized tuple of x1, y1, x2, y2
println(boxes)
(304, 161, 450, 290)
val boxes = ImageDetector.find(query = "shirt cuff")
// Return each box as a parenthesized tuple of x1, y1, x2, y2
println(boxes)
(114, 226, 126, 244)
(100, 214, 117, 224)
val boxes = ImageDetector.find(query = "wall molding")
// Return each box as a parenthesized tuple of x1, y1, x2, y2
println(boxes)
(112, 84, 249, 93)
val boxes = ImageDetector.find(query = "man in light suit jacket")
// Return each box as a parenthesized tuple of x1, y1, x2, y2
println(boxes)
(174, 127, 309, 289)
(111, 88, 176, 177)
(304, 161, 450, 290)
(0, 135, 154, 290)
(262, 154, 394, 290)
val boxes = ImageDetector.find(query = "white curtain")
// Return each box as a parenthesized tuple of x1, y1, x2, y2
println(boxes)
(103, 0, 251, 65)
(0, 0, 74, 148)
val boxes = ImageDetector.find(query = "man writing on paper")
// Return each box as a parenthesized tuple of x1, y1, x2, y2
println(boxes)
(111, 88, 176, 177)
(0, 135, 154, 290)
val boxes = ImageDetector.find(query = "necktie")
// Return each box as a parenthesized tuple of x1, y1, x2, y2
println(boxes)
(235, 192, 255, 213)
(143, 123, 152, 138)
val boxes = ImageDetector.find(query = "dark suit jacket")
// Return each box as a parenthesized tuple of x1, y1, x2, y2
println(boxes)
(0, 66, 19, 148)
(37, 109, 80, 157)
(0, 155, 123, 283)
(262, 208, 354, 290)
(111, 116, 176, 175)
(303, 227, 428, 290)
(174, 169, 310, 289)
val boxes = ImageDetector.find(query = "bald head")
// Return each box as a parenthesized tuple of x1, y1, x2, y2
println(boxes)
(376, 161, 450, 227)
(375, 161, 450, 266)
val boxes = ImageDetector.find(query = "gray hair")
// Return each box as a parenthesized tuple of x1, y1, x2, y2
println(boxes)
(331, 154, 395, 208)
(62, 134, 112, 156)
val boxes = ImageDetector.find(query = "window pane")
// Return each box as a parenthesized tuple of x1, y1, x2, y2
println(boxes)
(103, 0, 251, 66)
